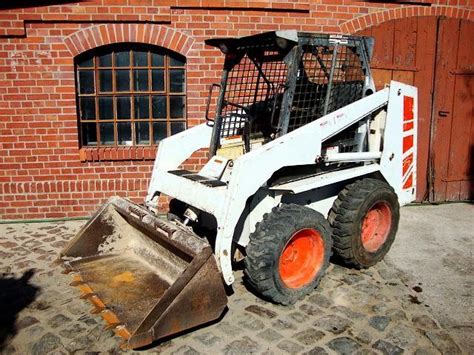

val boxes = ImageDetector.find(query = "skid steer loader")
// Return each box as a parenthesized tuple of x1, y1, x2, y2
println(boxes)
(60, 31, 417, 349)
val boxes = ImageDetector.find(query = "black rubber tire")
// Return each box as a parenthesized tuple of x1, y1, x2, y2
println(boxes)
(328, 178, 400, 268)
(244, 204, 332, 305)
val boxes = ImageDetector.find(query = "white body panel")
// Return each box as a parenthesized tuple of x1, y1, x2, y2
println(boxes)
(146, 81, 418, 285)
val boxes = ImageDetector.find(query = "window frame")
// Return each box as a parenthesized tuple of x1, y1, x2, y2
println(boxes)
(75, 43, 187, 148)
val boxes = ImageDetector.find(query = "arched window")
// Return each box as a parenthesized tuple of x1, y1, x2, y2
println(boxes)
(75, 44, 186, 147)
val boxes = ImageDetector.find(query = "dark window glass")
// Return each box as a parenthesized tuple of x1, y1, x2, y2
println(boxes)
(81, 123, 97, 145)
(78, 57, 93, 68)
(151, 53, 164, 67)
(116, 70, 130, 92)
(152, 70, 164, 91)
(134, 96, 149, 119)
(170, 56, 185, 67)
(98, 53, 112, 67)
(171, 122, 185, 135)
(170, 96, 185, 118)
(116, 96, 131, 119)
(115, 51, 130, 67)
(99, 70, 112, 92)
(133, 51, 148, 67)
(76, 45, 186, 147)
(153, 122, 167, 143)
(98, 97, 113, 119)
(79, 71, 94, 94)
(133, 69, 149, 91)
(169, 70, 185, 93)
(135, 122, 150, 144)
(152, 96, 166, 118)
(80, 97, 95, 120)
(117, 122, 132, 145)
(99, 123, 114, 145)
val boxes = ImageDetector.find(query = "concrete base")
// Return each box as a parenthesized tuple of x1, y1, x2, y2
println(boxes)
(387, 202, 473, 353)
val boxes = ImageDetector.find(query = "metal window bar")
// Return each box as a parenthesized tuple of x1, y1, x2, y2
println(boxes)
(218, 51, 288, 139)
(76, 45, 186, 148)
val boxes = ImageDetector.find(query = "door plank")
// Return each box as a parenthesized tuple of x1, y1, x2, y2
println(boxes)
(431, 18, 460, 201)
(446, 20, 474, 200)
(413, 16, 437, 201)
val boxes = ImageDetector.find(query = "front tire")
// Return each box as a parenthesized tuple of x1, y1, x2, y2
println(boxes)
(328, 178, 400, 268)
(244, 204, 332, 305)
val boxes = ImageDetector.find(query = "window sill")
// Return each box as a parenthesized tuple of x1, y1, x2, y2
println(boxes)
(79, 146, 158, 162)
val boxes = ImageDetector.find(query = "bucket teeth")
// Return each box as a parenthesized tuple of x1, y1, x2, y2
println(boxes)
(80, 292, 96, 300)
(103, 323, 123, 331)
(90, 305, 106, 314)
(69, 280, 84, 286)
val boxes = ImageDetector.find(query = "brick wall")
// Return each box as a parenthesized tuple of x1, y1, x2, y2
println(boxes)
(0, 0, 472, 220)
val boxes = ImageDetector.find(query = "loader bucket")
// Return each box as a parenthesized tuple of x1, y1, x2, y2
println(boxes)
(59, 197, 227, 349)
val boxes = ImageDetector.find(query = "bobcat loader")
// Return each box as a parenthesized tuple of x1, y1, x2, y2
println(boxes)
(60, 31, 417, 349)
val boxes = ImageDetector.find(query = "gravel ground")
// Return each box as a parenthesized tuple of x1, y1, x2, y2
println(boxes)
(0, 205, 467, 354)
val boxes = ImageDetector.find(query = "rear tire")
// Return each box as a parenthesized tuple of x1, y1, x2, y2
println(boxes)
(244, 204, 332, 305)
(328, 178, 399, 268)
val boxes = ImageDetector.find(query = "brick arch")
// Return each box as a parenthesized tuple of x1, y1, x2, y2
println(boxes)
(64, 23, 195, 57)
(339, 6, 472, 34)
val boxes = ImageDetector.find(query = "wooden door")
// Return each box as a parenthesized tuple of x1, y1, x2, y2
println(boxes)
(431, 18, 474, 201)
(358, 17, 473, 202)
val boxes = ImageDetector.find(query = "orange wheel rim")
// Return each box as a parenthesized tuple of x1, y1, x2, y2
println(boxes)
(361, 201, 392, 253)
(278, 228, 325, 289)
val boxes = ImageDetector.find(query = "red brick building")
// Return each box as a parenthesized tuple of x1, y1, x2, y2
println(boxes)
(0, 0, 472, 220)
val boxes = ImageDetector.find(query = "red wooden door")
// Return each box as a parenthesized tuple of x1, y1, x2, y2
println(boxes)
(431, 18, 474, 202)
(358, 17, 473, 202)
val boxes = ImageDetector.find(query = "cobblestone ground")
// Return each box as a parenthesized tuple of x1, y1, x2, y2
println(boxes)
(0, 221, 463, 354)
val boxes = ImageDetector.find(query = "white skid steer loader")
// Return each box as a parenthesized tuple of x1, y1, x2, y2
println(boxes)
(60, 30, 417, 349)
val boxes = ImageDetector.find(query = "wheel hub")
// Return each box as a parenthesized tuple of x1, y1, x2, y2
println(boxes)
(278, 228, 325, 289)
(361, 202, 392, 253)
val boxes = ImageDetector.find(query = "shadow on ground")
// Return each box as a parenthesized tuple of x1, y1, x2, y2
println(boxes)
(0, 269, 39, 351)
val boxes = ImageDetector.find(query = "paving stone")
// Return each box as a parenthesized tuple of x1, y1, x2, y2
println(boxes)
(193, 331, 222, 346)
(48, 314, 71, 329)
(307, 293, 332, 308)
(313, 315, 352, 335)
(236, 314, 265, 331)
(0, 221, 463, 354)
(414, 347, 438, 355)
(299, 303, 323, 316)
(423, 331, 462, 354)
(16, 316, 40, 330)
(368, 316, 391, 331)
(327, 337, 362, 354)
(31, 332, 63, 355)
(215, 320, 243, 337)
(293, 328, 325, 345)
(412, 315, 439, 330)
(245, 304, 277, 319)
(277, 339, 305, 353)
(257, 328, 283, 342)
(372, 339, 404, 355)
(272, 318, 298, 331)
(223, 336, 259, 355)
(342, 273, 365, 285)
(58, 325, 87, 339)
(331, 306, 364, 320)
(64, 335, 95, 353)
(348, 329, 372, 344)
(288, 311, 309, 323)
(385, 323, 420, 349)
(24, 324, 46, 338)
(355, 349, 379, 355)
(304, 346, 329, 355)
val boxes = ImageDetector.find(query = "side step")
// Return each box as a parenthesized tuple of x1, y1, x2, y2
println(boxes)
(169, 169, 227, 187)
